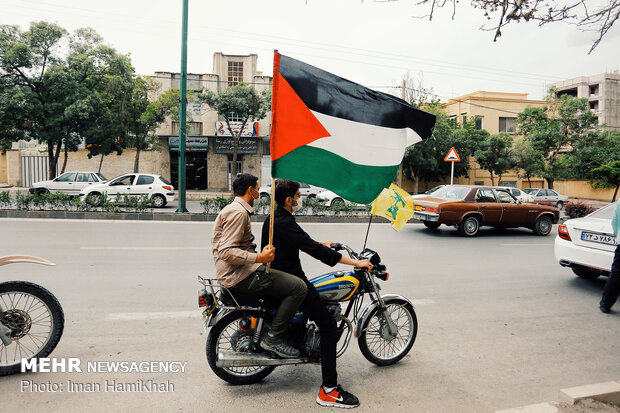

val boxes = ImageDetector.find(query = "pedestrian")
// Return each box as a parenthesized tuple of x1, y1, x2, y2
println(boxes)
(600, 201, 620, 313)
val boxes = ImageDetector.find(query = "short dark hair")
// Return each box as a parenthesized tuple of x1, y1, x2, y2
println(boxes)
(233, 173, 258, 196)
(274, 179, 300, 207)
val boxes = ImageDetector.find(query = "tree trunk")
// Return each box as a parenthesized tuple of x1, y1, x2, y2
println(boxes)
(527, 177, 532, 188)
(613, 185, 619, 202)
(52, 141, 62, 179)
(133, 146, 141, 173)
(489, 171, 495, 186)
(546, 177, 554, 189)
(413, 176, 419, 195)
(498, 173, 503, 185)
(47, 142, 56, 179)
(231, 134, 240, 180)
(61, 141, 69, 174)
(98, 152, 104, 173)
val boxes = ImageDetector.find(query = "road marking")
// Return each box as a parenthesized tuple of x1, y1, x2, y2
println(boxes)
(108, 311, 201, 320)
(500, 243, 552, 246)
(80, 246, 209, 250)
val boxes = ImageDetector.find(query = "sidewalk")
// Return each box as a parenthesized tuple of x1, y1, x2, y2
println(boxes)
(0, 186, 232, 201)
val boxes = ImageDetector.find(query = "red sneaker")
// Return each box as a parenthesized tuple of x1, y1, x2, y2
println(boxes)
(316, 385, 360, 409)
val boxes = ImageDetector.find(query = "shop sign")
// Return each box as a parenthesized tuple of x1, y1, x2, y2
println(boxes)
(168, 136, 209, 152)
(214, 121, 259, 137)
(213, 137, 258, 154)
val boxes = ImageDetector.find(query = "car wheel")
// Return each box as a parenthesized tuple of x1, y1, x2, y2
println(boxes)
(85, 192, 103, 206)
(532, 215, 552, 236)
(423, 222, 440, 231)
(151, 194, 166, 208)
(458, 216, 480, 237)
(35, 188, 49, 195)
(308, 194, 316, 199)
(330, 198, 345, 208)
(260, 193, 270, 201)
(556, 201, 564, 210)
(571, 266, 601, 280)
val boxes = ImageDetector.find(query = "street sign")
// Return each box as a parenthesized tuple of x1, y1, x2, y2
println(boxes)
(444, 147, 461, 162)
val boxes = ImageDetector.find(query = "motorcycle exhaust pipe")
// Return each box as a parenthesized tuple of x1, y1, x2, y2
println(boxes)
(216, 352, 306, 367)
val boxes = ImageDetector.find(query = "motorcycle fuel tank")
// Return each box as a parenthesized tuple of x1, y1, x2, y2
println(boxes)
(310, 271, 360, 302)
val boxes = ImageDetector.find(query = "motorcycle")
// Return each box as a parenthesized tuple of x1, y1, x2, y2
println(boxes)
(0, 255, 64, 376)
(198, 243, 417, 385)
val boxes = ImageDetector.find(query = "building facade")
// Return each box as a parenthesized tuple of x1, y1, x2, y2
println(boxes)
(550, 72, 620, 130)
(440, 91, 546, 188)
(153, 52, 273, 191)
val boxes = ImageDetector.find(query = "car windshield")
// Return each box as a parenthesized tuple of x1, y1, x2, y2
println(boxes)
(589, 202, 617, 220)
(425, 185, 443, 194)
(431, 186, 470, 200)
(522, 188, 538, 194)
(96, 173, 107, 181)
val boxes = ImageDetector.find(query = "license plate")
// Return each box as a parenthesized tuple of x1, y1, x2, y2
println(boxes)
(413, 212, 428, 221)
(581, 231, 616, 245)
(415, 205, 422, 211)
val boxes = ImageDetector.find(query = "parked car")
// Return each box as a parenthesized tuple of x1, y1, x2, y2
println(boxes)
(522, 188, 569, 209)
(496, 186, 535, 203)
(259, 182, 324, 200)
(29, 171, 107, 196)
(554, 202, 616, 279)
(411, 185, 560, 236)
(79, 173, 175, 208)
(315, 190, 367, 209)
(411, 185, 445, 199)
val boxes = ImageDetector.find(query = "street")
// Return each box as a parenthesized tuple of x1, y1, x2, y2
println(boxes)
(0, 218, 619, 412)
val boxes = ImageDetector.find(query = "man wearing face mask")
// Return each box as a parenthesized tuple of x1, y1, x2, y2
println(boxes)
(212, 174, 307, 358)
(261, 179, 372, 408)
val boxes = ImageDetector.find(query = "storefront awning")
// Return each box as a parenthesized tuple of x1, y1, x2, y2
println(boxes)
(168, 136, 209, 152)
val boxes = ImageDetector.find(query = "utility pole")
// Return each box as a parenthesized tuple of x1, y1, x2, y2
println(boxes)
(176, 0, 189, 213)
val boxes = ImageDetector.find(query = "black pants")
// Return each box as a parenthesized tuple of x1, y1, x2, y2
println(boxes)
(601, 244, 620, 310)
(300, 280, 338, 388)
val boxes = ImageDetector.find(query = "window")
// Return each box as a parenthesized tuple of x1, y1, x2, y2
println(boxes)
(76, 173, 90, 183)
(172, 121, 202, 136)
(590, 84, 599, 96)
(96, 173, 107, 181)
(448, 115, 457, 127)
(499, 117, 516, 133)
(510, 188, 521, 197)
(262, 140, 270, 155)
(496, 191, 515, 204)
(589, 100, 599, 112)
(461, 114, 467, 124)
(228, 62, 243, 86)
(54, 172, 76, 182)
(136, 175, 155, 185)
(113, 175, 135, 186)
(227, 112, 240, 122)
(475, 117, 483, 130)
(476, 189, 496, 203)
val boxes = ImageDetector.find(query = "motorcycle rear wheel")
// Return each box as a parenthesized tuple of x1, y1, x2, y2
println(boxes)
(206, 310, 276, 385)
(358, 299, 417, 366)
(0, 281, 64, 376)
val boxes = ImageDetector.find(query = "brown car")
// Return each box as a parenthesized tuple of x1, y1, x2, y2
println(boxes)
(411, 185, 560, 237)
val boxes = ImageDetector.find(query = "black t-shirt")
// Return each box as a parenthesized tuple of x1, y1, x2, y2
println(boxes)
(261, 207, 342, 280)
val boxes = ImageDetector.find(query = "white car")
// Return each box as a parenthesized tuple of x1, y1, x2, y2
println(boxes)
(315, 190, 368, 208)
(523, 188, 569, 208)
(495, 186, 535, 203)
(259, 182, 325, 200)
(79, 173, 175, 208)
(410, 185, 445, 199)
(554, 202, 616, 279)
(29, 171, 107, 196)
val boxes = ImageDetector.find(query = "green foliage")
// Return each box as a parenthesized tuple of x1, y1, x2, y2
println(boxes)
(513, 138, 545, 187)
(0, 191, 153, 212)
(200, 196, 234, 214)
(516, 92, 599, 188)
(560, 131, 620, 181)
(473, 133, 515, 185)
(0, 191, 10, 207)
(591, 160, 620, 201)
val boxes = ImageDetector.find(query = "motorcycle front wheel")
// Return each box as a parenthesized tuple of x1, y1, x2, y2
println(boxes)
(358, 299, 417, 366)
(206, 310, 276, 385)
(0, 281, 65, 376)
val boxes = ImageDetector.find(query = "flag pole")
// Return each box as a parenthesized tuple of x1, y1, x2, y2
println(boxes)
(266, 177, 276, 273)
(362, 214, 373, 251)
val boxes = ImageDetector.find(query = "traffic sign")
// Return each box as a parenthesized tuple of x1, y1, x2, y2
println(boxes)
(444, 147, 461, 162)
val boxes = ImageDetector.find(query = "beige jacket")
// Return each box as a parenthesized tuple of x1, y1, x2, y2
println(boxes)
(211, 197, 261, 287)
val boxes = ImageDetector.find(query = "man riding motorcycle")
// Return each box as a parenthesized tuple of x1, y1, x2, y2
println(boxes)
(261, 179, 372, 409)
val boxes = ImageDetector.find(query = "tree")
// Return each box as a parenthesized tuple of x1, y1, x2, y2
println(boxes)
(560, 130, 620, 181)
(516, 92, 598, 189)
(473, 133, 515, 186)
(0, 22, 131, 178)
(377, 0, 619, 53)
(513, 138, 545, 187)
(591, 160, 620, 202)
(198, 83, 270, 178)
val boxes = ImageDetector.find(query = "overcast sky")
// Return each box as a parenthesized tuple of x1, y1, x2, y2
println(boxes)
(2, 0, 619, 102)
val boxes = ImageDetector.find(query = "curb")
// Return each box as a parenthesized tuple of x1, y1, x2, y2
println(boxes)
(496, 380, 620, 412)
(0, 209, 395, 224)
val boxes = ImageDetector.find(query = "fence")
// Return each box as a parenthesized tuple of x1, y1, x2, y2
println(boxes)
(20, 155, 58, 187)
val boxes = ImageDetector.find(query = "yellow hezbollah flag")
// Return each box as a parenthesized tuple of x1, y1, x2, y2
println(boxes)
(370, 184, 415, 231)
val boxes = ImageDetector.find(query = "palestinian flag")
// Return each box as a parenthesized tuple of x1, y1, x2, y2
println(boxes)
(270, 52, 436, 204)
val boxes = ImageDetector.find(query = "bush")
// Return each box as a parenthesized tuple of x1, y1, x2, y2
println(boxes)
(201, 196, 234, 214)
(565, 200, 597, 219)
(0, 191, 153, 213)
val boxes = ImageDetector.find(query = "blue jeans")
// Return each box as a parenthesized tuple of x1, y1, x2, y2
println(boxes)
(600, 244, 620, 310)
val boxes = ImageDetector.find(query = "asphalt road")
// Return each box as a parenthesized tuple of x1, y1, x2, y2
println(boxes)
(0, 219, 618, 413)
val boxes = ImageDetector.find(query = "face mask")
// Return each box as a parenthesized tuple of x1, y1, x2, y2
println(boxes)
(291, 196, 302, 212)
(251, 187, 259, 200)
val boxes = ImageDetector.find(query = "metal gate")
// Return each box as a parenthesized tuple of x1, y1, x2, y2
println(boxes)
(20, 155, 58, 187)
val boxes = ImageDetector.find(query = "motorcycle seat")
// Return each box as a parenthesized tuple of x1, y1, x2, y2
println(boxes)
(220, 288, 280, 309)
